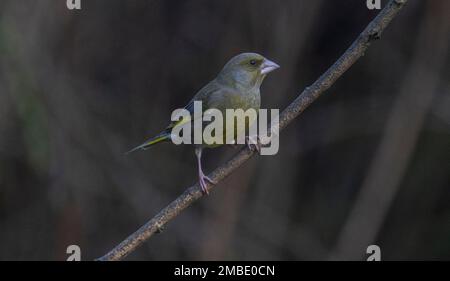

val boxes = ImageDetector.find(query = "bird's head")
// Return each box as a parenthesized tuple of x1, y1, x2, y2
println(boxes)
(217, 53, 280, 90)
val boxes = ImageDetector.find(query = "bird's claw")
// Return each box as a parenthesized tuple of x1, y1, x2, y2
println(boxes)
(246, 136, 261, 153)
(155, 222, 165, 234)
(199, 173, 216, 195)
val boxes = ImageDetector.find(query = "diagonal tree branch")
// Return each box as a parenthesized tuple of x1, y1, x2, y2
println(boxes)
(97, 0, 409, 261)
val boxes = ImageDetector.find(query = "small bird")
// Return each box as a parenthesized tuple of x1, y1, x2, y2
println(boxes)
(128, 53, 280, 194)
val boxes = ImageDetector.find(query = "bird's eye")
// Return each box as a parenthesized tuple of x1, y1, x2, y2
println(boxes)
(249, 60, 256, 66)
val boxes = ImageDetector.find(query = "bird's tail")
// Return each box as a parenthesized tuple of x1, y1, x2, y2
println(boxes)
(126, 131, 171, 154)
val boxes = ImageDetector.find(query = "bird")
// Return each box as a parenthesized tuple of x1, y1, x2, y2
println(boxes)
(128, 52, 280, 194)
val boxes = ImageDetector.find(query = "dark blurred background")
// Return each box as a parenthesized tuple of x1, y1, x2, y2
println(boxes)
(0, 0, 449, 260)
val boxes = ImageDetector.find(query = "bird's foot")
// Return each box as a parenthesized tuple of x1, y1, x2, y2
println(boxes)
(199, 172, 215, 195)
(246, 135, 261, 153)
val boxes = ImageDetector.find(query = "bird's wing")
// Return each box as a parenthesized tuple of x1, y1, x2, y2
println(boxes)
(164, 80, 223, 131)
(128, 80, 229, 153)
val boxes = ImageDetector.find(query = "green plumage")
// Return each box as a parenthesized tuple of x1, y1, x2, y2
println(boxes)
(128, 52, 279, 194)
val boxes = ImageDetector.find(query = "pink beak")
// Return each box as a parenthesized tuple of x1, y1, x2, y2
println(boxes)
(261, 58, 280, 75)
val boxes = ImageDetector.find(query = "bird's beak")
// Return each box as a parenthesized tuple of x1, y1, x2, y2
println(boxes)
(261, 58, 280, 75)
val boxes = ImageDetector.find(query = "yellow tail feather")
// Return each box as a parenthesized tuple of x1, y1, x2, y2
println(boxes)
(126, 134, 169, 154)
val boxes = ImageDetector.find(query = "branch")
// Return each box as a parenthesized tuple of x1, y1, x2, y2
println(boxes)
(97, 0, 409, 261)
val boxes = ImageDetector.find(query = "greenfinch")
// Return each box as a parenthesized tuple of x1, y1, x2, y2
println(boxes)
(128, 53, 280, 194)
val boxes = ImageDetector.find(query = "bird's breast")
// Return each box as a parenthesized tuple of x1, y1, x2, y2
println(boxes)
(224, 89, 261, 111)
